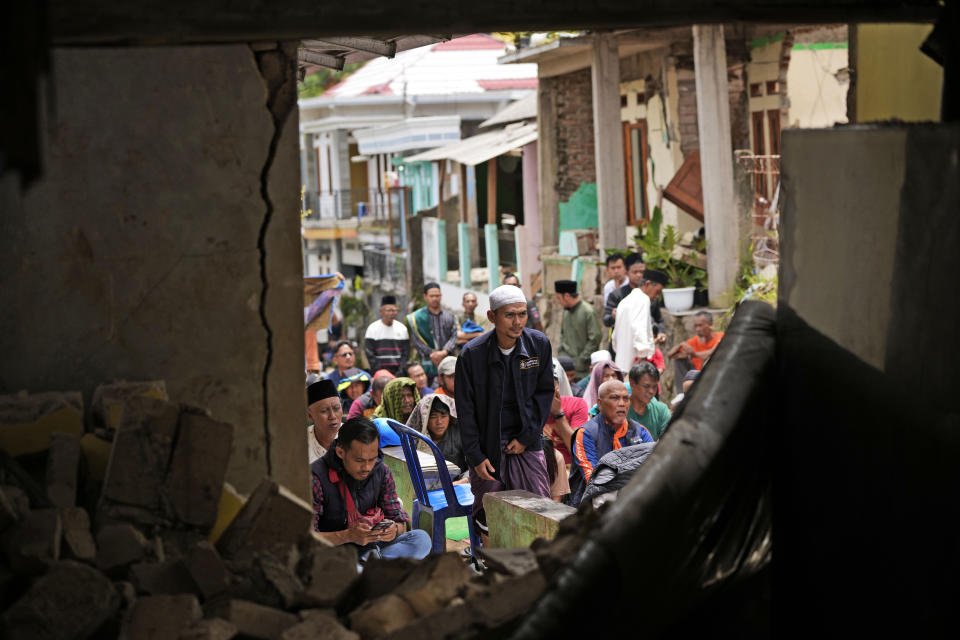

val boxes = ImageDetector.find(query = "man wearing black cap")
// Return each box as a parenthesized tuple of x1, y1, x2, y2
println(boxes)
(307, 378, 343, 463)
(407, 282, 458, 379)
(612, 269, 668, 373)
(364, 295, 410, 376)
(555, 280, 603, 378)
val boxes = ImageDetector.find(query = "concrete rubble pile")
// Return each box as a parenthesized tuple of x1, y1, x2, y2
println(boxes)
(0, 386, 572, 640)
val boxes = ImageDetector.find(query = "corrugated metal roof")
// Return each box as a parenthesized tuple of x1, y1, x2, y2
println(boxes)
(480, 93, 537, 128)
(404, 122, 537, 166)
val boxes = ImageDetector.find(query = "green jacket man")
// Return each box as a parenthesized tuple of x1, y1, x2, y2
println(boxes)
(555, 280, 603, 377)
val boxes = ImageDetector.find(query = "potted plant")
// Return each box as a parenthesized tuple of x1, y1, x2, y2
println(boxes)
(636, 207, 706, 312)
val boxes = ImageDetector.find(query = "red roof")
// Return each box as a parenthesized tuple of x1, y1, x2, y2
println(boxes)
(477, 78, 539, 90)
(433, 34, 506, 51)
(360, 81, 394, 95)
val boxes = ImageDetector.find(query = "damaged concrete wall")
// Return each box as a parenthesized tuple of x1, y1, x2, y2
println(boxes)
(0, 44, 307, 499)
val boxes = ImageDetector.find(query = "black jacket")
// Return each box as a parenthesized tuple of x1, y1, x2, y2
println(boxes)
(455, 328, 554, 480)
(310, 447, 388, 533)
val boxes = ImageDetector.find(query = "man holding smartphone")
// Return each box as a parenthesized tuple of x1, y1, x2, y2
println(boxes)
(311, 417, 432, 560)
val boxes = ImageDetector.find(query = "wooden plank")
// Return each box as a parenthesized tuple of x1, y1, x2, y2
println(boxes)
(49, 1, 937, 46)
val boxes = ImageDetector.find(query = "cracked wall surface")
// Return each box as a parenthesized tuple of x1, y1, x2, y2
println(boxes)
(0, 45, 307, 500)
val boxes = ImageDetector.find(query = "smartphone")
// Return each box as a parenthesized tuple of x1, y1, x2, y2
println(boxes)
(371, 520, 393, 531)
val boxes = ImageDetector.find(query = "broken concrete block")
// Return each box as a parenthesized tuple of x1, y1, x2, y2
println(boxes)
(185, 541, 229, 600)
(348, 594, 418, 640)
(1, 508, 61, 574)
(209, 482, 244, 544)
(91, 380, 168, 432)
(257, 544, 304, 609)
(0, 391, 83, 457)
(80, 433, 113, 481)
(97, 523, 150, 575)
(479, 547, 539, 577)
(46, 432, 82, 508)
(121, 594, 202, 640)
(61, 506, 97, 562)
(166, 410, 233, 529)
(338, 557, 421, 613)
(116, 580, 137, 609)
(217, 478, 313, 562)
(299, 543, 358, 608)
(280, 610, 359, 640)
(0, 485, 27, 531)
(0, 450, 54, 508)
(214, 599, 299, 640)
(100, 397, 180, 522)
(179, 618, 238, 640)
(158, 529, 206, 561)
(130, 560, 197, 595)
(392, 552, 472, 616)
(482, 489, 575, 549)
(1, 560, 120, 640)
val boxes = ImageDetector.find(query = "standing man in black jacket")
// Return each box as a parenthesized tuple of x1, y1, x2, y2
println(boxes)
(455, 284, 554, 540)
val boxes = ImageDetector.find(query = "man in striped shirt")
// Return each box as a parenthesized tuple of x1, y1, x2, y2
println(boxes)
(364, 295, 410, 376)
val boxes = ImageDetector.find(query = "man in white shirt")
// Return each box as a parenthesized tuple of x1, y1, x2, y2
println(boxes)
(612, 270, 667, 373)
(602, 254, 627, 305)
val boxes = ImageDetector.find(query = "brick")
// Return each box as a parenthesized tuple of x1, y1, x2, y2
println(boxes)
(1, 560, 120, 640)
(299, 542, 358, 608)
(0, 391, 83, 457)
(348, 594, 418, 640)
(121, 594, 202, 640)
(130, 560, 197, 595)
(1, 508, 61, 574)
(179, 618, 238, 640)
(61, 506, 96, 562)
(166, 410, 233, 529)
(91, 380, 168, 432)
(214, 599, 299, 640)
(184, 541, 229, 600)
(280, 610, 358, 640)
(216, 479, 313, 563)
(46, 432, 82, 508)
(256, 544, 303, 609)
(97, 524, 150, 575)
(392, 552, 471, 616)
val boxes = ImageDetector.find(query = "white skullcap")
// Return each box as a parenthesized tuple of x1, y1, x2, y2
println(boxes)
(488, 285, 526, 311)
(590, 350, 612, 366)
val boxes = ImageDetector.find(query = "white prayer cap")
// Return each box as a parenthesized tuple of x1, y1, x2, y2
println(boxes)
(488, 285, 526, 311)
(590, 350, 612, 366)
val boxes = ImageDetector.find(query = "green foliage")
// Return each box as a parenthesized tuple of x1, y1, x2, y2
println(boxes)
(338, 292, 369, 328)
(298, 62, 364, 99)
(634, 207, 707, 288)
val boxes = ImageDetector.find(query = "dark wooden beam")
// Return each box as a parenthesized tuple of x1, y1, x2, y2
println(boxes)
(49, 0, 938, 46)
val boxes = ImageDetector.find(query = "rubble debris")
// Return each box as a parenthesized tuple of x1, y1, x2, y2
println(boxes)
(213, 599, 299, 640)
(0, 450, 53, 508)
(80, 433, 113, 481)
(349, 594, 418, 640)
(99, 398, 233, 530)
(60, 506, 97, 562)
(91, 380, 168, 433)
(1, 508, 61, 574)
(281, 609, 359, 640)
(46, 432, 82, 508)
(0, 391, 83, 457)
(96, 523, 150, 575)
(1, 560, 120, 640)
(391, 552, 472, 616)
(130, 560, 197, 596)
(209, 482, 244, 544)
(298, 540, 358, 608)
(216, 478, 313, 562)
(179, 618, 239, 640)
(256, 544, 304, 609)
(478, 547, 539, 577)
(0, 484, 29, 530)
(184, 541, 230, 600)
(121, 594, 202, 640)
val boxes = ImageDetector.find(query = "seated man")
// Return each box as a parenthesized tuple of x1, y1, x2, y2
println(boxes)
(556, 356, 581, 398)
(433, 355, 457, 397)
(667, 310, 724, 393)
(311, 417, 432, 560)
(404, 362, 434, 397)
(569, 380, 653, 506)
(544, 361, 590, 464)
(627, 361, 672, 440)
(347, 373, 391, 420)
(307, 379, 342, 464)
(336, 368, 371, 415)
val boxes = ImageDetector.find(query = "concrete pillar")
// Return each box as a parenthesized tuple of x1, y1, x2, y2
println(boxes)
(330, 129, 352, 218)
(519, 141, 542, 296)
(591, 32, 627, 252)
(458, 223, 471, 288)
(484, 223, 501, 291)
(693, 24, 739, 306)
(537, 83, 559, 249)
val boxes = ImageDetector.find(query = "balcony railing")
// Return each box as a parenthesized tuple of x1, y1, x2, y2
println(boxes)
(302, 188, 392, 222)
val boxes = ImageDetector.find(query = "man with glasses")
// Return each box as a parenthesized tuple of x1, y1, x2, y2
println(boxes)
(627, 361, 671, 441)
(307, 379, 343, 463)
(325, 340, 369, 387)
(364, 295, 410, 376)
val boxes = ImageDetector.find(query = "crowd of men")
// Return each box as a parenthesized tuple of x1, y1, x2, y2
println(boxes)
(304, 260, 723, 562)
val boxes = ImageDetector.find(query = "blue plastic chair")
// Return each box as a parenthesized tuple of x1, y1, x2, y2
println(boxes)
(379, 418, 480, 556)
